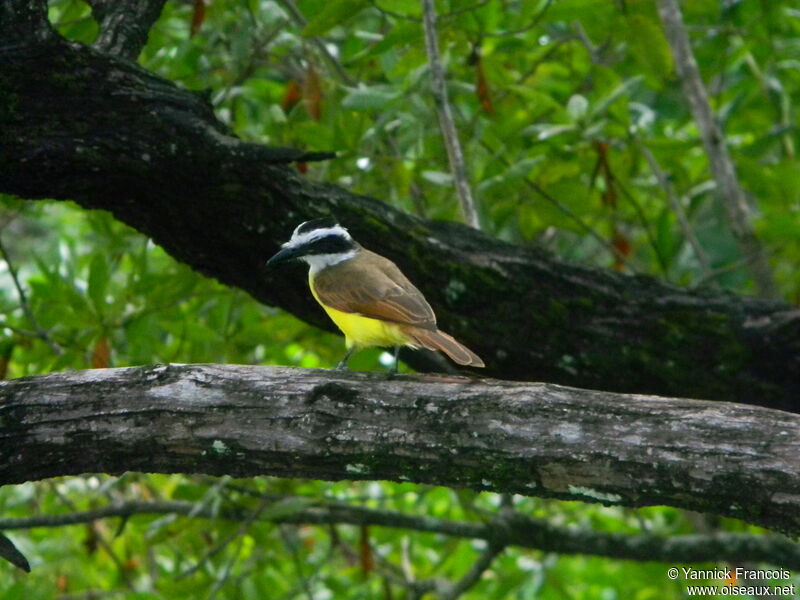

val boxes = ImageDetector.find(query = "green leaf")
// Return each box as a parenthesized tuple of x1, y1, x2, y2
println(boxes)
(259, 496, 318, 521)
(656, 207, 675, 263)
(627, 15, 673, 84)
(373, 0, 420, 17)
(520, 123, 576, 140)
(421, 170, 453, 186)
(589, 76, 643, 118)
(341, 86, 401, 110)
(301, 0, 367, 37)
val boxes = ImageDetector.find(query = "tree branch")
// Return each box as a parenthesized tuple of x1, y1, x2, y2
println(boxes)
(420, 0, 481, 229)
(0, 0, 52, 47)
(2, 494, 800, 570)
(0, 532, 29, 572)
(636, 141, 714, 281)
(656, 0, 776, 298)
(1, 364, 800, 535)
(277, 0, 357, 86)
(86, 0, 167, 59)
(1, 19, 799, 408)
(436, 539, 505, 600)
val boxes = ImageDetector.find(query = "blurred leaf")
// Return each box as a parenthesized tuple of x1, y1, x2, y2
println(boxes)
(302, 0, 367, 37)
(590, 76, 643, 119)
(473, 49, 494, 115)
(303, 62, 323, 121)
(521, 124, 576, 140)
(627, 15, 673, 84)
(190, 0, 206, 36)
(281, 80, 303, 112)
(567, 94, 589, 122)
(87, 253, 109, 314)
(341, 86, 401, 110)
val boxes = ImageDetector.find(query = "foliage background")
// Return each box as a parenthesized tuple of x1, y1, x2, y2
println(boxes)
(1, 0, 799, 597)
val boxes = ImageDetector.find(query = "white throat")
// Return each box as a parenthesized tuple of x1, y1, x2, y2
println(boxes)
(303, 250, 357, 275)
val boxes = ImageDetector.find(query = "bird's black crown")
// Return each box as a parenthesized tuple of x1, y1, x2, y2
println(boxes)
(296, 216, 339, 235)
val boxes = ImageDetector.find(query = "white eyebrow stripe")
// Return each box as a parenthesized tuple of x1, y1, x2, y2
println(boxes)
(284, 225, 351, 248)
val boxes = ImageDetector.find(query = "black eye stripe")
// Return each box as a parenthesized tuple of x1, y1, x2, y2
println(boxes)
(305, 235, 354, 255)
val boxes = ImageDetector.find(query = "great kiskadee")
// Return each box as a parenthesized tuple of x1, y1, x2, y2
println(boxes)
(266, 218, 485, 371)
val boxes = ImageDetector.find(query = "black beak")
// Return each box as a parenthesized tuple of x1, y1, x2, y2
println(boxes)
(266, 245, 304, 267)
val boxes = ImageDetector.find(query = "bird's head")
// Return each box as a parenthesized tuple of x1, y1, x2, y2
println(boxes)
(266, 217, 359, 273)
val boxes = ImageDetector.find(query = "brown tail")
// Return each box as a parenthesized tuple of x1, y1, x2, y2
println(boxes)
(402, 327, 485, 367)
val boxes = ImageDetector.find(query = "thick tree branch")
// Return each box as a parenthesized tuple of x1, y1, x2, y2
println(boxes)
(1, 365, 799, 536)
(1, 18, 798, 409)
(656, 0, 776, 298)
(0, 0, 52, 47)
(86, 0, 167, 59)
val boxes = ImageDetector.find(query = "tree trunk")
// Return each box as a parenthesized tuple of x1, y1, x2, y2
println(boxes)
(1, 6, 798, 410)
(2, 364, 799, 535)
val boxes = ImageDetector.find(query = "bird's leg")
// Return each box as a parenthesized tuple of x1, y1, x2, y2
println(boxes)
(388, 346, 401, 376)
(336, 347, 355, 371)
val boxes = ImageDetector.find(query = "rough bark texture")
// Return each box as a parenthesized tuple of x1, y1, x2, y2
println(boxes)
(87, 0, 168, 59)
(1, 5, 799, 410)
(1, 365, 800, 535)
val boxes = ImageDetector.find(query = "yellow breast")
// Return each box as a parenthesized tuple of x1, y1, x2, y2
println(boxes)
(309, 274, 410, 349)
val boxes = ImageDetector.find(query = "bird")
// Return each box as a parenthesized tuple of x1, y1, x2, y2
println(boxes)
(266, 217, 485, 372)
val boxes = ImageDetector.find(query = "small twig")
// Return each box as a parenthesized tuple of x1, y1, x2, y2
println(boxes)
(178, 496, 270, 579)
(438, 540, 505, 600)
(739, 46, 795, 160)
(45, 482, 137, 590)
(613, 181, 670, 276)
(420, 0, 481, 229)
(572, 20, 596, 58)
(278, 0, 356, 86)
(0, 237, 63, 355)
(279, 525, 316, 600)
(655, 0, 776, 298)
(693, 257, 753, 288)
(0, 320, 39, 338)
(369, 0, 421, 22)
(400, 536, 414, 583)
(522, 176, 633, 268)
(476, 0, 553, 38)
(471, 133, 631, 267)
(440, 0, 491, 19)
(637, 141, 714, 280)
(207, 536, 245, 600)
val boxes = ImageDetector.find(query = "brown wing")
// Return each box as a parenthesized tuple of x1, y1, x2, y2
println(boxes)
(313, 250, 437, 329)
